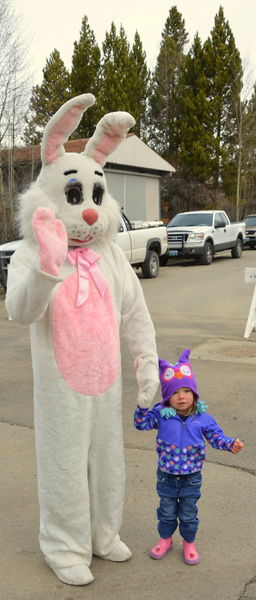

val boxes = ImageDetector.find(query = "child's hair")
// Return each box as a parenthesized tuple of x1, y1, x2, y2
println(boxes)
(190, 395, 198, 414)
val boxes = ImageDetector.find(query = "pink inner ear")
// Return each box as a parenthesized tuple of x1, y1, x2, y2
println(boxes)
(44, 131, 66, 162)
(44, 104, 85, 164)
(92, 134, 122, 165)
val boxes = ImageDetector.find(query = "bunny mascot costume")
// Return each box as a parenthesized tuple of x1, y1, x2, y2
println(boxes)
(5, 94, 159, 586)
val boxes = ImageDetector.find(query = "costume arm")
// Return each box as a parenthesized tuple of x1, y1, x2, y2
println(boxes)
(120, 253, 159, 408)
(134, 406, 159, 430)
(5, 242, 62, 324)
(203, 416, 235, 451)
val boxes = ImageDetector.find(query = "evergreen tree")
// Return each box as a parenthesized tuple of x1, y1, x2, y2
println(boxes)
(98, 23, 133, 114)
(23, 111, 42, 146)
(23, 49, 71, 145)
(238, 87, 256, 213)
(70, 15, 101, 137)
(129, 31, 150, 138)
(148, 6, 188, 162)
(203, 6, 243, 192)
(179, 33, 212, 181)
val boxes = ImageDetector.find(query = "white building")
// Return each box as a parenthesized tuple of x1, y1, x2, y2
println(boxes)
(104, 134, 175, 221)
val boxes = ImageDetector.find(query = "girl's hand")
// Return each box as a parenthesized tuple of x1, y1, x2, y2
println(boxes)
(231, 438, 244, 453)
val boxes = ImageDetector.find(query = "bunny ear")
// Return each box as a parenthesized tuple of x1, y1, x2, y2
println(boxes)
(41, 93, 95, 165)
(84, 111, 135, 166)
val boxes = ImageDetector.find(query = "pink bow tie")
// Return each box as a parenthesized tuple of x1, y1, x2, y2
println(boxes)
(68, 247, 107, 307)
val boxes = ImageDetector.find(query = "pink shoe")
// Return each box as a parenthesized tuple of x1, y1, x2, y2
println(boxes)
(149, 537, 173, 559)
(183, 540, 200, 565)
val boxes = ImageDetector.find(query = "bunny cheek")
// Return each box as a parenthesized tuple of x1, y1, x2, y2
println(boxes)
(65, 216, 107, 245)
(52, 199, 108, 245)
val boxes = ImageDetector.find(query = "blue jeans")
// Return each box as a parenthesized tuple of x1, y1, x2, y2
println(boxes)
(156, 468, 202, 543)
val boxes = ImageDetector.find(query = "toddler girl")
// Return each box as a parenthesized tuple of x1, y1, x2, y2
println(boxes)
(134, 349, 244, 565)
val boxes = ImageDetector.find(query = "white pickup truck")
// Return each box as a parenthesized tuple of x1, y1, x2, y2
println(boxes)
(0, 212, 168, 289)
(166, 210, 245, 265)
(118, 211, 167, 277)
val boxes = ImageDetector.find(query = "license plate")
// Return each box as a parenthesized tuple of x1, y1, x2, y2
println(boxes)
(169, 250, 178, 256)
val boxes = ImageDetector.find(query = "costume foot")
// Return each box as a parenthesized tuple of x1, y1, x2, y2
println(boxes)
(149, 537, 173, 559)
(99, 540, 132, 562)
(46, 561, 94, 585)
(183, 540, 200, 565)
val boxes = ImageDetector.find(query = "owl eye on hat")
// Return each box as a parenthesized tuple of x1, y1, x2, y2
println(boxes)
(158, 349, 199, 405)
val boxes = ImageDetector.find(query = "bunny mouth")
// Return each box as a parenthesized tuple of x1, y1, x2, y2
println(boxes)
(70, 234, 93, 243)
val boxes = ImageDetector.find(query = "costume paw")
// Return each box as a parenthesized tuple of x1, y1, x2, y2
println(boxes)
(46, 561, 94, 585)
(99, 540, 132, 562)
(33, 207, 68, 276)
(136, 393, 151, 409)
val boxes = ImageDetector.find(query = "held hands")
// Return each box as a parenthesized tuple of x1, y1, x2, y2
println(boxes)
(136, 392, 149, 409)
(231, 438, 244, 453)
(33, 208, 68, 276)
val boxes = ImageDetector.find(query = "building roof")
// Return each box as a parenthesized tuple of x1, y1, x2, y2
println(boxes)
(1, 134, 175, 174)
(106, 134, 175, 174)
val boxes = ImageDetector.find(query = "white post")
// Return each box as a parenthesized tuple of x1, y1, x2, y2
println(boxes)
(244, 268, 256, 338)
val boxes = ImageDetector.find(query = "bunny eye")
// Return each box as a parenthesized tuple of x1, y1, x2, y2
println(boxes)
(92, 184, 104, 206)
(65, 182, 83, 205)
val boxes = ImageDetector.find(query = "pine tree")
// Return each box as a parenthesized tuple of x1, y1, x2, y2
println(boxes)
(22, 111, 42, 146)
(179, 33, 212, 181)
(148, 6, 188, 162)
(238, 87, 256, 212)
(23, 49, 71, 145)
(70, 15, 101, 137)
(203, 6, 243, 193)
(129, 31, 150, 138)
(98, 23, 133, 114)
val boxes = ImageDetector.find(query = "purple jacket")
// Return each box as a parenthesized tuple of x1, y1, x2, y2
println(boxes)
(134, 403, 235, 475)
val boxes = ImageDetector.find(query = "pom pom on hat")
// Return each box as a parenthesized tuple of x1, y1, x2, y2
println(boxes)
(159, 349, 199, 405)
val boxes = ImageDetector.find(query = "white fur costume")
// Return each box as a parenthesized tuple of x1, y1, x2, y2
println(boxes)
(5, 94, 159, 586)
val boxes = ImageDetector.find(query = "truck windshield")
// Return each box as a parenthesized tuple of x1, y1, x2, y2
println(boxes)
(245, 216, 256, 226)
(168, 213, 213, 227)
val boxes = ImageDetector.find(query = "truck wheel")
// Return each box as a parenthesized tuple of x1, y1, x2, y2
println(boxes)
(231, 238, 243, 258)
(141, 250, 160, 278)
(199, 242, 214, 265)
(159, 251, 169, 266)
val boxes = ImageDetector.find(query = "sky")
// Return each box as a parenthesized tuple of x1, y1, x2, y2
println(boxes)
(12, 0, 256, 93)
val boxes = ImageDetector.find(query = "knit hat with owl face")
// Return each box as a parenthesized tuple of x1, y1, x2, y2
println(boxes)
(159, 349, 199, 405)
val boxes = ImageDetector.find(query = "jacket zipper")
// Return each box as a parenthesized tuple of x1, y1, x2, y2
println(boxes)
(179, 417, 187, 472)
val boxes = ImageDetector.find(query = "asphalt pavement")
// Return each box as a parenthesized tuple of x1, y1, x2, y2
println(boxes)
(1, 250, 256, 600)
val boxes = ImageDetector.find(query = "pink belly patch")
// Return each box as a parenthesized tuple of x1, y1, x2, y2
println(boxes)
(51, 272, 120, 395)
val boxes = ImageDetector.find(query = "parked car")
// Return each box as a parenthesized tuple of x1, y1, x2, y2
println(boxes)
(118, 211, 168, 277)
(244, 214, 256, 249)
(0, 211, 168, 289)
(166, 210, 246, 265)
